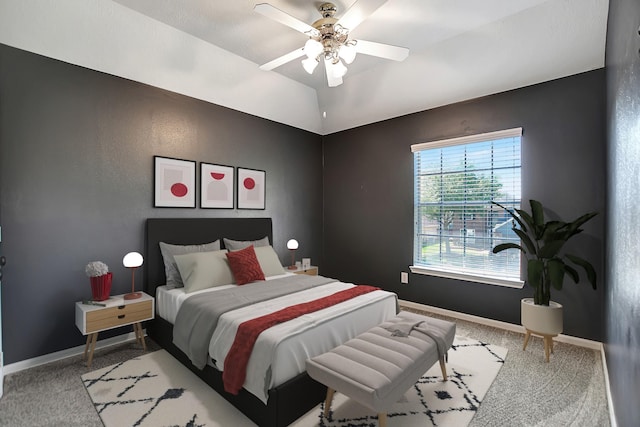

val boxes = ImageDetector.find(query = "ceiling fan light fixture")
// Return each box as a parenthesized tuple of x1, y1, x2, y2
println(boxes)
(339, 44, 357, 64)
(255, 1, 409, 87)
(304, 38, 323, 59)
(302, 57, 319, 74)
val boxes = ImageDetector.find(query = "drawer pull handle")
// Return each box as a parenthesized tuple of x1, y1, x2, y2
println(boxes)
(118, 305, 125, 309)
(118, 314, 125, 319)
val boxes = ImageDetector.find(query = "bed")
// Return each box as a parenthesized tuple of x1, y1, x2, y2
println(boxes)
(143, 218, 398, 427)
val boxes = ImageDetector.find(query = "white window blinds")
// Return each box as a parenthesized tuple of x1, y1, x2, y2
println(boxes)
(412, 128, 522, 285)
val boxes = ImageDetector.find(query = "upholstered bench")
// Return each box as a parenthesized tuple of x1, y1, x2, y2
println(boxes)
(306, 311, 456, 427)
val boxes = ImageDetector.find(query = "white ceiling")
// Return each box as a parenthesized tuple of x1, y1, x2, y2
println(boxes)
(0, 0, 609, 135)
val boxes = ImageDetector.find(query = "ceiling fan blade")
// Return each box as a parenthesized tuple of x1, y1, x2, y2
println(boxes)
(354, 40, 409, 62)
(337, 0, 388, 32)
(254, 3, 319, 37)
(324, 58, 344, 88)
(259, 47, 306, 71)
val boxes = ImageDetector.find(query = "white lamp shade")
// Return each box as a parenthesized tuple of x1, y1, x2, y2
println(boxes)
(304, 39, 323, 59)
(287, 239, 299, 250)
(339, 44, 357, 64)
(302, 57, 319, 74)
(123, 251, 144, 268)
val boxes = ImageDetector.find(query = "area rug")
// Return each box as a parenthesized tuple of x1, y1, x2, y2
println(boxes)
(82, 336, 507, 427)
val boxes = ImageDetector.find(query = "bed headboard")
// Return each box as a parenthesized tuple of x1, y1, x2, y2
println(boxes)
(144, 217, 273, 297)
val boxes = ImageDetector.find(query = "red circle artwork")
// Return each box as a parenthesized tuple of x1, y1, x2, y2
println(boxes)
(171, 183, 188, 197)
(211, 172, 225, 180)
(244, 177, 256, 190)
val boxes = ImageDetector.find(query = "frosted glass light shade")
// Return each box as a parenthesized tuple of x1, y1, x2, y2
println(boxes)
(304, 39, 323, 59)
(287, 239, 299, 250)
(123, 252, 144, 268)
(302, 57, 319, 74)
(339, 44, 356, 64)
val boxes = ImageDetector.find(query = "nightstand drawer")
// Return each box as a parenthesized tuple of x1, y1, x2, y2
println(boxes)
(292, 266, 318, 276)
(85, 300, 152, 333)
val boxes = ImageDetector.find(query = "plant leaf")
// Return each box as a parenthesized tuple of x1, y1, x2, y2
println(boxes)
(564, 264, 579, 283)
(493, 201, 527, 233)
(541, 221, 565, 243)
(515, 208, 535, 233)
(548, 258, 566, 290)
(566, 254, 597, 289)
(564, 212, 598, 238)
(492, 243, 523, 254)
(538, 240, 566, 258)
(530, 199, 544, 230)
(513, 229, 536, 255)
(527, 259, 543, 290)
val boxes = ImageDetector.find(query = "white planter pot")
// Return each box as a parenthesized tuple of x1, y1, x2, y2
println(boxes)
(521, 298, 563, 335)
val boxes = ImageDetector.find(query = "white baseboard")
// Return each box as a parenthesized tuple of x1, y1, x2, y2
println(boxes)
(600, 343, 618, 427)
(398, 299, 602, 349)
(3, 331, 141, 375)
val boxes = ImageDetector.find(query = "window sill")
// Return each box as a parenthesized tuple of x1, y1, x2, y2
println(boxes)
(409, 265, 524, 289)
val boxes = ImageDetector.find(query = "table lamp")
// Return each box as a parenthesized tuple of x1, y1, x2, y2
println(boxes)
(286, 239, 298, 270)
(123, 251, 143, 300)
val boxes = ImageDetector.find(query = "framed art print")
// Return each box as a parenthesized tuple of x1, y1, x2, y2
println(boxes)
(200, 163, 234, 209)
(237, 168, 266, 210)
(154, 156, 196, 208)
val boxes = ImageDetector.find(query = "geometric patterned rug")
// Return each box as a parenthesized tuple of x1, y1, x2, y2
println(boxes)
(82, 336, 506, 427)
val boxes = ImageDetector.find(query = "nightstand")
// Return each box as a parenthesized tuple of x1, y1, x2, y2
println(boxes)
(75, 292, 154, 367)
(290, 265, 319, 276)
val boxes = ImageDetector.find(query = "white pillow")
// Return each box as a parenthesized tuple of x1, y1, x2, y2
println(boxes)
(254, 245, 287, 277)
(159, 240, 220, 288)
(223, 236, 269, 251)
(173, 250, 233, 293)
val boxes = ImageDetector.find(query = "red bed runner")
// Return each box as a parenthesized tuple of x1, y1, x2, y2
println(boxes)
(222, 284, 380, 394)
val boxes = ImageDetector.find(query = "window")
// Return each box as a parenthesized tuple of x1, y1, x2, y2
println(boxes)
(411, 128, 523, 287)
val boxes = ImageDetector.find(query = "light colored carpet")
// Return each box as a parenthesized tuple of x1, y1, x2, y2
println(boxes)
(0, 309, 610, 426)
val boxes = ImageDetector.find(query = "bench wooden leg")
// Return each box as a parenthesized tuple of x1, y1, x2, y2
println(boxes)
(439, 356, 448, 381)
(378, 413, 387, 427)
(323, 387, 335, 417)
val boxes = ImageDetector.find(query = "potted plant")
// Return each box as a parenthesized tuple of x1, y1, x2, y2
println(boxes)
(491, 199, 597, 360)
(85, 261, 112, 301)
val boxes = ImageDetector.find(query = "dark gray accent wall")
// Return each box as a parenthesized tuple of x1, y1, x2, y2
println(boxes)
(604, 0, 640, 425)
(0, 44, 323, 364)
(323, 69, 606, 341)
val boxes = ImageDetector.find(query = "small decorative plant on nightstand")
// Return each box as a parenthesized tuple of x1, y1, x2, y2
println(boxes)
(85, 261, 112, 301)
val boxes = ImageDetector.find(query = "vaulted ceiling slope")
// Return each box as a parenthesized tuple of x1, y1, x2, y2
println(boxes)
(0, 0, 608, 135)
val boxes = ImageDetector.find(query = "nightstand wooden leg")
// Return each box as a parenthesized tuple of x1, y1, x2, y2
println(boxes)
(83, 335, 92, 360)
(86, 333, 98, 367)
(134, 323, 147, 350)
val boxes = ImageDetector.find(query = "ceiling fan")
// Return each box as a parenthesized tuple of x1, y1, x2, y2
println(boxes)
(254, 1, 409, 87)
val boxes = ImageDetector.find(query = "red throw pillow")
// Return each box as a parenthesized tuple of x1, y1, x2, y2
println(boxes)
(226, 245, 265, 285)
